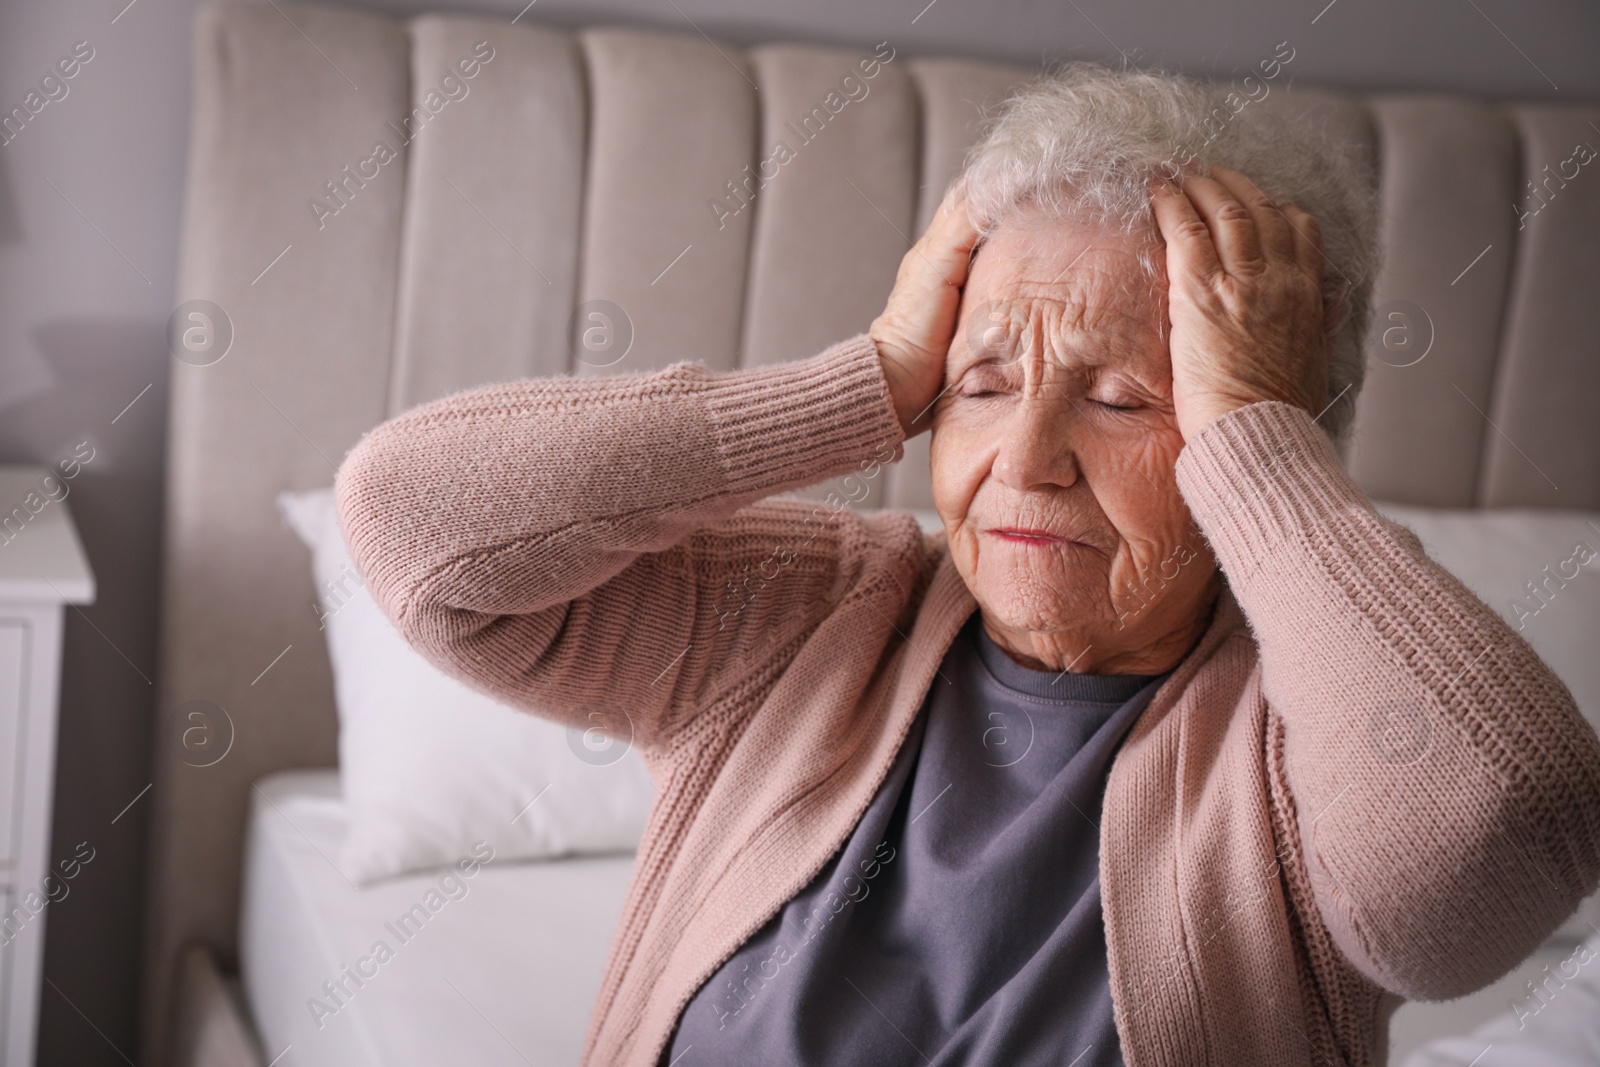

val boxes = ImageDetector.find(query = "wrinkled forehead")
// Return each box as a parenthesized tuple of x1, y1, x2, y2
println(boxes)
(954, 212, 1168, 373)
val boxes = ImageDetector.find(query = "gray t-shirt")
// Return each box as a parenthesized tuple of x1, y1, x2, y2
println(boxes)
(663, 613, 1165, 1067)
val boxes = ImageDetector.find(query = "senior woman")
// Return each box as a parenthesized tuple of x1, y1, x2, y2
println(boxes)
(335, 65, 1600, 1067)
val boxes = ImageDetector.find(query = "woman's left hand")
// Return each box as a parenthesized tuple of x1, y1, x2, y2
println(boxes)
(1150, 166, 1331, 444)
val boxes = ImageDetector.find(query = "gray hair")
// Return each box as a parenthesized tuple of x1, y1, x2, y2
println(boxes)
(953, 62, 1380, 443)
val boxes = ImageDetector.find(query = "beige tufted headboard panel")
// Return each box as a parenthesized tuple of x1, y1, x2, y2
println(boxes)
(141, 2, 1600, 1061)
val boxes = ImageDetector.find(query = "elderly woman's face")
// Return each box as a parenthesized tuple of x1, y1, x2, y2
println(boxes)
(930, 208, 1221, 674)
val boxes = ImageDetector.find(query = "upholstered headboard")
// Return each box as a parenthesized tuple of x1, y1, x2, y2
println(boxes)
(141, 2, 1600, 1061)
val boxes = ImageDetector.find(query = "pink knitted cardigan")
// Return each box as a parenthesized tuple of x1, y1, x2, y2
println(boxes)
(333, 332, 1600, 1067)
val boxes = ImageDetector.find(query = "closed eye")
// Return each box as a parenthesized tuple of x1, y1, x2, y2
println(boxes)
(955, 367, 1013, 398)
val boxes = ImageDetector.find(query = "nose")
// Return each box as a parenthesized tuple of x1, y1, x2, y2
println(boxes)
(991, 395, 1079, 492)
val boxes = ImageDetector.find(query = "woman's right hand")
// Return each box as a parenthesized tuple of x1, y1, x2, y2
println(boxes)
(870, 185, 981, 438)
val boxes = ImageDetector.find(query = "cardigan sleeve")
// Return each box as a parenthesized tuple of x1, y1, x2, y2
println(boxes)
(333, 333, 920, 753)
(1175, 401, 1600, 1001)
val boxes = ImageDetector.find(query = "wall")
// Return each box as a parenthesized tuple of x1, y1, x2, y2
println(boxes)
(0, 0, 1595, 1062)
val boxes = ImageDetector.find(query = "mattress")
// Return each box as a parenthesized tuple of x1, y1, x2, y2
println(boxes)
(240, 769, 636, 1067)
(240, 770, 1595, 1066)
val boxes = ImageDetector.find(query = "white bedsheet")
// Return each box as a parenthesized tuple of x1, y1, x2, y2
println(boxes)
(240, 770, 636, 1067)
(240, 770, 1594, 1066)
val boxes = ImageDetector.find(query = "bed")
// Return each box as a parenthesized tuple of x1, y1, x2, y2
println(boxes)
(239, 770, 632, 1066)
(141, 4, 1600, 1066)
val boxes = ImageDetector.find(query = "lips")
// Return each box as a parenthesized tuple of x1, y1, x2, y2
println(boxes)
(986, 527, 1092, 548)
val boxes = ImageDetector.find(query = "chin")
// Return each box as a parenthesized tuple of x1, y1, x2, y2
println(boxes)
(970, 560, 1110, 637)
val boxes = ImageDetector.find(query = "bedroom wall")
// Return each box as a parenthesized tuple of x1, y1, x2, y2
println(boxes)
(0, 0, 1595, 1063)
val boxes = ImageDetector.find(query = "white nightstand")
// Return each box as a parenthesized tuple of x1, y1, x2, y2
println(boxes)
(0, 466, 94, 1067)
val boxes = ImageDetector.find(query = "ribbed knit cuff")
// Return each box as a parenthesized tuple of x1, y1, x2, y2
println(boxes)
(1175, 401, 1368, 582)
(702, 333, 907, 499)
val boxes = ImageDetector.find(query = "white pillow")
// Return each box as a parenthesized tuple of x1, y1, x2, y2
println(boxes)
(277, 488, 654, 885)
(1373, 502, 1600, 943)
(1371, 503, 1600, 732)
(1397, 927, 1600, 1066)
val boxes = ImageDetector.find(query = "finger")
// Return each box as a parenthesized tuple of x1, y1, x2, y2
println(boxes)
(1279, 201, 1326, 276)
(913, 184, 981, 290)
(1149, 176, 1224, 284)
(1209, 166, 1296, 261)
(1181, 172, 1267, 276)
